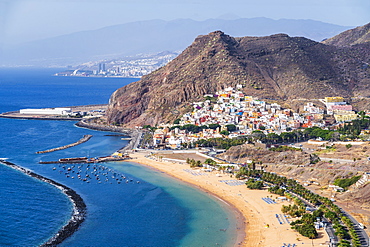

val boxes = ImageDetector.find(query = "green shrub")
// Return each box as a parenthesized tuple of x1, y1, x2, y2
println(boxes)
(333, 175, 361, 190)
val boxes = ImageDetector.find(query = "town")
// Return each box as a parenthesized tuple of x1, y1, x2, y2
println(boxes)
(54, 52, 178, 78)
(150, 85, 360, 149)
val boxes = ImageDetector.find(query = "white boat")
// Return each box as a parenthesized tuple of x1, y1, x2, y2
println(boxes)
(121, 137, 132, 140)
(0, 158, 8, 160)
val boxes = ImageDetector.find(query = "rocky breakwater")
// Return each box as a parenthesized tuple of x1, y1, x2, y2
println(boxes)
(75, 118, 132, 135)
(0, 160, 86, 246)
(75, 118, 142, 151)
(36, 135, 92, 154)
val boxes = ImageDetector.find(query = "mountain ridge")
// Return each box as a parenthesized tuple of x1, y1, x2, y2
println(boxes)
(323, 22, 370, 47)
(0, 18, 352, 66)
(107, 23, 370, 127)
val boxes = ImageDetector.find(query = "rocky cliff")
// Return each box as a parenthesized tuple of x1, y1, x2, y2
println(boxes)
(107, 23, 370, 127)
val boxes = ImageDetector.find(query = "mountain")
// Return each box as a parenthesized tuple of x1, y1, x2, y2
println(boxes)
(107, 23, 370, 127)
(323, 22, 370, 47)
(1, 18, 351, 66)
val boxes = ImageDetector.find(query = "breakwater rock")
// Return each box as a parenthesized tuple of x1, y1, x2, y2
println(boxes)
(75, 119, 132, 135)
(36, 135, 92, 154)
(0, 160, 87, 247)
(75, 119, 142, 151)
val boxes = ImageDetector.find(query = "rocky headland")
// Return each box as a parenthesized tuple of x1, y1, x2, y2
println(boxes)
(107, 23, 370, 127)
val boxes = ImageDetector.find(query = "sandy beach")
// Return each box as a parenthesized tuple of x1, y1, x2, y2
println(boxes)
(129, 151, 329, 247)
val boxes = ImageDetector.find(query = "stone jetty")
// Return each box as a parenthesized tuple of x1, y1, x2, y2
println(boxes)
(0, 160, 87, 247)
(75, 119, 142, 152)
(36, 135, 92, 154)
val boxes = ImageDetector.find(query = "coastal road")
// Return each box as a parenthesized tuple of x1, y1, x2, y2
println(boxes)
(283, 189, 339, 246)
(319, 157, 354, 163)
(339, 208, 369, 247)
(121, 129, 143, 151)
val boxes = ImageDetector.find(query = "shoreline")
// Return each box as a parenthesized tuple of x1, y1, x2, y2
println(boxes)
(128, 153, 247, 246)
(0, 160, 86, 247)
(4, 115, 330, 246)
(128, 151, 330, 247)
(75, 120, 141, 151)
(0, 104, 108, 121)
(74, 119, 133, 135)
(70, 121, 329, 246)
(131, 157, 247, 246)
(73, 121, 248, 245)
(0, 114, 82, 121)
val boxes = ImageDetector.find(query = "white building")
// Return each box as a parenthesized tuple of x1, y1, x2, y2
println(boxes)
(20, 108, 71, 115)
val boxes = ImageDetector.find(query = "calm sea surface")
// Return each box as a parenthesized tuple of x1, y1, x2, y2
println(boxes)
(0, 68, 238, 247)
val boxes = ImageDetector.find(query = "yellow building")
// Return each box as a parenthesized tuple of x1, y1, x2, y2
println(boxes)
(244, 96, 253, 102)
(334, 113, 358, 122)
(325, 97, 344, 103)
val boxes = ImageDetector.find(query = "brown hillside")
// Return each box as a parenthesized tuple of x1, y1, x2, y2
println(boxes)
(217, 143, 315, 166)
(107, 25, 370, 126)
(323, 22, 370, 47)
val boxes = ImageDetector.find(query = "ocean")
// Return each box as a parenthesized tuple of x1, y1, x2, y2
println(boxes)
(0, 68, 238, 247)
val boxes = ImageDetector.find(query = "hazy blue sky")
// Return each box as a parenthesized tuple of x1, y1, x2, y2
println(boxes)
(1, 0, 369, 45)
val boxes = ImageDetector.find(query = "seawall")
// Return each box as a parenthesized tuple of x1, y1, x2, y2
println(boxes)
(75, 119, 142, 151)
(0, 160, 86, 247)
(75, 119, 132, 134)
(36, 135, 92, 154)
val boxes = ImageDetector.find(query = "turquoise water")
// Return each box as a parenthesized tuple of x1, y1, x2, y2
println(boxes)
(0, 69, 238, 246)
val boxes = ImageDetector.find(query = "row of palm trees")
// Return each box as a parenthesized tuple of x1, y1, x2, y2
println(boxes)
(238, 169, 362, 246)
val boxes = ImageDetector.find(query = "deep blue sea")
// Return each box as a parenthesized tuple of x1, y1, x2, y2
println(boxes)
(0, 68, 238, 247)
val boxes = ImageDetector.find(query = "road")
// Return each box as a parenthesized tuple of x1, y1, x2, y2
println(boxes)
(340, 209, 369, 247)
(319, 157, 354, 163)
(286, 190, 339, 246)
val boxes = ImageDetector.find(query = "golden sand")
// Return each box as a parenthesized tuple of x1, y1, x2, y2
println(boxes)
(129, 151, 329, 247)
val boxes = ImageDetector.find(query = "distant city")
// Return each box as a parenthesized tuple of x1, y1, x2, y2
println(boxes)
(55, 52, 179, 78)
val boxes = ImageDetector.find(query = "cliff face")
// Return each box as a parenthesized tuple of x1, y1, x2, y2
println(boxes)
(107, 24, 370, 127)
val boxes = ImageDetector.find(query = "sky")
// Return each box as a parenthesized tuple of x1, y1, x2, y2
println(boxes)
(0, 0, 369, 46)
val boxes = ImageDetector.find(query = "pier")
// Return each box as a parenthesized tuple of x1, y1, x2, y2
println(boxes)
(36, 135, 93, 154)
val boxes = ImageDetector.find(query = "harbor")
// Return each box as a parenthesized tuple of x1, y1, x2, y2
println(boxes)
(39, 154, 130, 164)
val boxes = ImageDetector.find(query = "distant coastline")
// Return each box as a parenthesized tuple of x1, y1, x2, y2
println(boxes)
(54, 73, 141, 78)
(0, 160, 87, 246)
